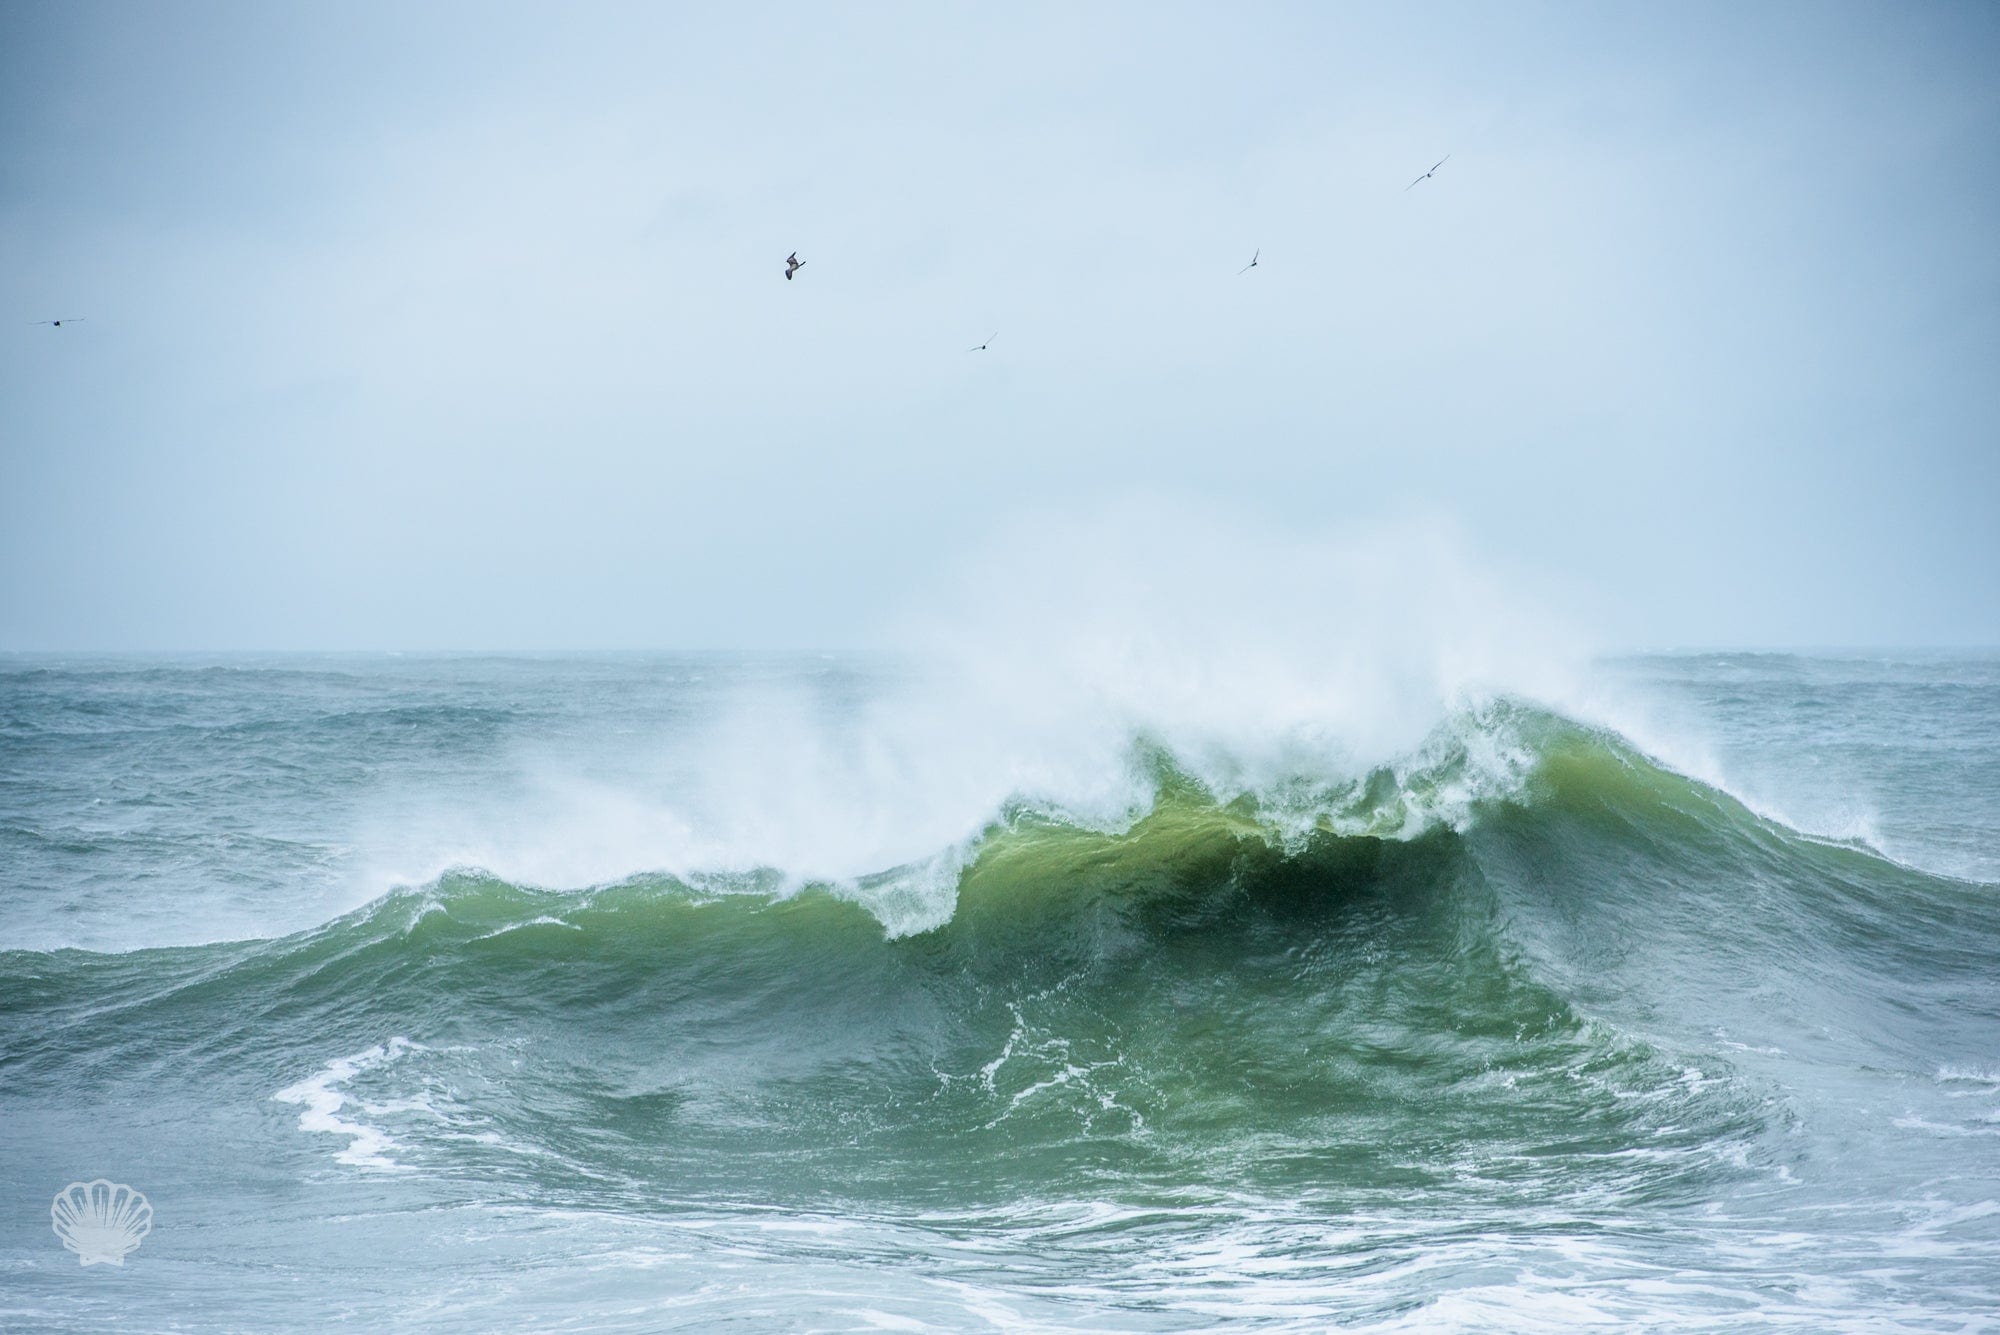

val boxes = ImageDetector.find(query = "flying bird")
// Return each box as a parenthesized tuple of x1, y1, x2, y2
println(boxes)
(784, 252, 804, 281)
(1238, 248, 1260, 275)
(31, 318, 85, 327)
(968, 333, 996, 352)
(1405, 155, 1451, 191)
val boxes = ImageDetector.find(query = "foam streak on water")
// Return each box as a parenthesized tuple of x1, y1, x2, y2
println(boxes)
(271, 1039, 424, 1171)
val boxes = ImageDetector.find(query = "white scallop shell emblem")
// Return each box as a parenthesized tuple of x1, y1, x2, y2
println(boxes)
(51, 1179, 152, 1267)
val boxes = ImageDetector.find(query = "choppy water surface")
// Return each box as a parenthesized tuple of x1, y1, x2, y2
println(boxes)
(2, 652, 1997, 1331)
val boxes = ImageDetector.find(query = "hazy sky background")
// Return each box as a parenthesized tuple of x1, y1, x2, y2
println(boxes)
(2, 0, 1995, 651)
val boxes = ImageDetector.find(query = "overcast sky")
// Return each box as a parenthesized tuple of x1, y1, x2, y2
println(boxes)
(2, 0, 1995, 651)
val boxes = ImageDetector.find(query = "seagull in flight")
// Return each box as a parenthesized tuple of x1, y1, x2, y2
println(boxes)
(784, 252, 804, 281)
(968, 332, 996, 352)
(31, 318, 85, 327)
(1238, 248, 1260, 275)
(1405, 155, 1451, 191)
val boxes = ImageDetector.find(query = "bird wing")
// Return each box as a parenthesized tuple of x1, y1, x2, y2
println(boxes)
(1405, 175, 1425, 190)
(1432, 155, 1450, 172)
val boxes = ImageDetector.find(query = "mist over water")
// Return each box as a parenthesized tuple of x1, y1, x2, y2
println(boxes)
(2, 523, 1997, 1330)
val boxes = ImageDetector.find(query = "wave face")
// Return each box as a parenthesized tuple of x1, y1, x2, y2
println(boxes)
(3, 652, 1999, 1331)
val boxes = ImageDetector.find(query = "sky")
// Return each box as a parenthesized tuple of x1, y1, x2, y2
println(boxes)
(1, 0, 1995, 652)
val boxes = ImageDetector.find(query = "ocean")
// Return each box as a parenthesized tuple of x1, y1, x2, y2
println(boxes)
(2, 651, 1996, 1331)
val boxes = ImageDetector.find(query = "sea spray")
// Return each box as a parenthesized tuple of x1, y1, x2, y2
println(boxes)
(345, 509, 1593, 930)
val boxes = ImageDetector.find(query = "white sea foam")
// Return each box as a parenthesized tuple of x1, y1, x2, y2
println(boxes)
(272, 1038, 423, 1170)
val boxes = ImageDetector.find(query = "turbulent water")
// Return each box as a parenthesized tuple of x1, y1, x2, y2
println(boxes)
(2, 652, 1997, 1331)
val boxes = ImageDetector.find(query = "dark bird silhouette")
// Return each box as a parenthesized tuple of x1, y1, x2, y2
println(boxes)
(968, 333, 996, 352)
(1238, 248, 1260, 275)
(31, 318, 85, 327)
(784, 252, 804, 281)
(1405, 155, 1450, 191)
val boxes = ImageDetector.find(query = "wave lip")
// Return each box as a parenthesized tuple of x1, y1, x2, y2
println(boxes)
(358, 695, 1569, 942)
